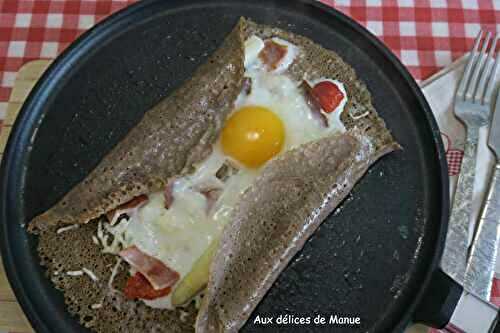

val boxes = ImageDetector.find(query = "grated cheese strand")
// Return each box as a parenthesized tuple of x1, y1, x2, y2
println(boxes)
(82, 267, 99, 281)
(349, 110, 370, 120)
(108, 258, 122, 290)
(56, 224, 79, 234)
(179, 310, 190, 322)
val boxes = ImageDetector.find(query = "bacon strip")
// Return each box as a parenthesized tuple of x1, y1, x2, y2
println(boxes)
(106, 194, 148, 225)
(124, 272, 172, 300)
(200, 188, 223, 214)
(164, 179, 176, 209)
(119, 245, 180, 290)
(259, 40, 288, 70)
(300, 80, 329, 128)
(242, 77, 252, 95)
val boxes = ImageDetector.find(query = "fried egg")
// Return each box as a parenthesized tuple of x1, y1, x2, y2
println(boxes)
(103, 35, 348, 309)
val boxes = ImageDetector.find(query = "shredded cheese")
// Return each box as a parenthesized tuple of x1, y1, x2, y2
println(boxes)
(67, 270, 84, 276)
(96, 219, 132, 254)
(108, 258, 122, 290)
(97, 221, 113, 253)
(82, 267, 99, 281)
(97, 221, 108, 247)
(66, 268, 98, 282)
(97, 221, 104, 239)
(179, 310, 190, 322)
(91, 303, 102, 309)
(56, 224, 79, 234)
(349, 110, 370, 120)
(92, 235, 99, 245)
(104, 222, 127, 254)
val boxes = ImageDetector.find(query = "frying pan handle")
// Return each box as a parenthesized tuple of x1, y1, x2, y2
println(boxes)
(413, 269, 500, 332)
(412, 268, 463, 328)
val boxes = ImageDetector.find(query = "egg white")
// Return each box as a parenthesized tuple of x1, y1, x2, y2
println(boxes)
(103, 35, 348, 309)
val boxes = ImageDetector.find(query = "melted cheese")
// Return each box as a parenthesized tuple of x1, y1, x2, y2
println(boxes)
(100, 35, 348, 309)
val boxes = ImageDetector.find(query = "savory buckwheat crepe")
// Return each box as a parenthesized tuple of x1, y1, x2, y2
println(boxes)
(30, 17, 399, 333)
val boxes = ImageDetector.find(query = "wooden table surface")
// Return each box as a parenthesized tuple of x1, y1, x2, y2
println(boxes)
(0, 60, 51, 333)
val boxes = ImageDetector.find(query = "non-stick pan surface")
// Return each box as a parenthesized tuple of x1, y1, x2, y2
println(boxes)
(0, 0, 448, 332)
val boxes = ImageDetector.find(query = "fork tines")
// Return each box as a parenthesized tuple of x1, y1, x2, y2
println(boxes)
(457, 30, 499, 105)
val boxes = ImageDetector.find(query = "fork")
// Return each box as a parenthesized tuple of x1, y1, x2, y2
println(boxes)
(441, 31, 499, 284)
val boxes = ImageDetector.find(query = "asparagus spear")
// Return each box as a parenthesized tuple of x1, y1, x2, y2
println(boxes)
(171, 238, 218, 305)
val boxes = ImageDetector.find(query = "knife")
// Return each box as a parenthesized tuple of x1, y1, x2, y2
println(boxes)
(463, 87, 500, 301)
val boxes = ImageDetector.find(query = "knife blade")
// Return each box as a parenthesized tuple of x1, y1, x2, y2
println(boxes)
(463, 87, 500, 301)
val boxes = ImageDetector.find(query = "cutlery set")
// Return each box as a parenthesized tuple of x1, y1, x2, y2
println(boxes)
(441, 31, 500, 333)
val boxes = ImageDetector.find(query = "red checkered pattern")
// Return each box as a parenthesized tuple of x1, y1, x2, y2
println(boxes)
(1, 0, 499, 124)
(491, 278, 500, 306)
(440, 132, 466, 177)
(0, 1, 499, 332)
(0, 0, 136, 124)
(321, 0, 500, 79)
(447, 149, 465, 176)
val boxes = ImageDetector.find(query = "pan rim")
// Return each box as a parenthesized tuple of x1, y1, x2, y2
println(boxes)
(0, 0, 449, 332)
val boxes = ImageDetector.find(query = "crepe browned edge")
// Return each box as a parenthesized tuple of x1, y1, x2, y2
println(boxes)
(196, 131, 395, 333)
(28, 19, 245, 233)
(34, 20, 246, 333)
(195, 18, 400, 332)
(34, 17, 399, 333)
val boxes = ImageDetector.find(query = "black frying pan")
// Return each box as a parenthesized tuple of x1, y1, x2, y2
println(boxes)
(0, 0, 453, 332)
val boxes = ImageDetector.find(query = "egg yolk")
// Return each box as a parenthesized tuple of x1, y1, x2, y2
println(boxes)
(221, 106, 285, 168)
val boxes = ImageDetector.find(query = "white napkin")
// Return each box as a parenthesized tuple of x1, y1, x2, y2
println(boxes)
(420, 56, 499, 277)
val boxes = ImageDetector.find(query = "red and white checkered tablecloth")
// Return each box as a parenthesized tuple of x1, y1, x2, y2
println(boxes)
(0, 1, 499, 332)
(0, 0, 499, 123)
(1, 0, 499, 118)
